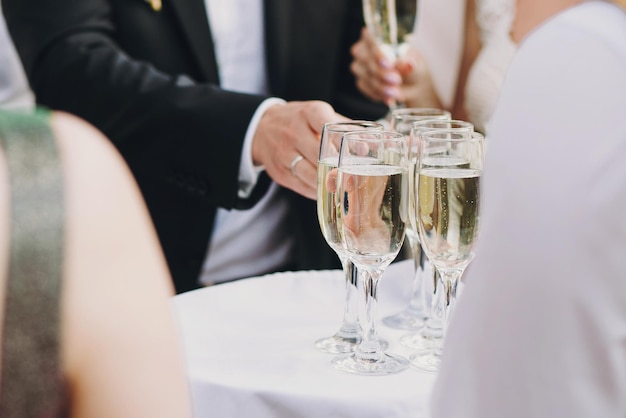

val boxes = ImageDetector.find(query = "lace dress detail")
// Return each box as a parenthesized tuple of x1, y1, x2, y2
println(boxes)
(464, 0, 516, 134)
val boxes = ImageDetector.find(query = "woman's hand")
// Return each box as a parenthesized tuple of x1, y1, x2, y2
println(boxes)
(350, 28, 443, 109)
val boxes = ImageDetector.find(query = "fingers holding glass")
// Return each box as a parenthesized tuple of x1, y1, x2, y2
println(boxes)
(361, 0, 418, 110)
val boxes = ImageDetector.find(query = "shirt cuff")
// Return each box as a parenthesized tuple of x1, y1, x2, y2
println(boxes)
(238, 97, 286, 198)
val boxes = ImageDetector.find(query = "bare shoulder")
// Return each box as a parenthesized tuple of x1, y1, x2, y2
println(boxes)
(50, 110, 174, 336)
(512, 0, 582, 43)
(49, 111, 171, 297)
(0, 112, 189, 417)
(51, 113, 190, 417)
(50, 112, 135, 198)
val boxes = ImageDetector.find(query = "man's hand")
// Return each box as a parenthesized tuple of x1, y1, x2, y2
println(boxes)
(252, 100, 347, 199)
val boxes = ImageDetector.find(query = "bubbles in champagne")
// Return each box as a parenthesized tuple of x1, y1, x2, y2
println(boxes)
(418, 168, 480, 269)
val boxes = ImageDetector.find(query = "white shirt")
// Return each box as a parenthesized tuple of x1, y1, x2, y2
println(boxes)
(431, 2, 626, 417)
(199, 0, 293, 285)
(0, 11, 34, 110)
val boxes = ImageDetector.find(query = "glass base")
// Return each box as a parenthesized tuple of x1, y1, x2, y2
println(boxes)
(316, 334, 389, 354)
(400, 331, 441, 351)
(409, 350, 441, 373)
(332, 352, 409, 375)
(382, 309, 426, 330)
(315, 334, 361, 354)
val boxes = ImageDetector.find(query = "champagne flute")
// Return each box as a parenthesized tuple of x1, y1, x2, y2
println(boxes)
(383, 108, 451, 331)
(315, 120, 384, 354)
(409, 130, 484, 372)
(399, 119, 475, 351)
(331, 130, 409, 375)
(362, 0, 418, 111)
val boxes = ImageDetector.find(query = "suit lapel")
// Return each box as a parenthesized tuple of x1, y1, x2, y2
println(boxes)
(264, 0, 292, 94)
(168, 0, 220, 82)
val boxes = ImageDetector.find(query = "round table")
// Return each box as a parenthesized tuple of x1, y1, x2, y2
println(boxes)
(174, 260, 437, 418)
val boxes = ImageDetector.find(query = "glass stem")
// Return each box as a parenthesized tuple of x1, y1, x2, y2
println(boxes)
(356, 269, 383, 363)
(421, 268, 443, 339)
(433, 268, 462, 358)
(406, 234, 426, 316)
(337, 257, 361, 338)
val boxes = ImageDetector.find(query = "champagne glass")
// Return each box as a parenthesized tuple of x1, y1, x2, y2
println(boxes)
(399, 119, 475, 351)
(383, 108, 451, 331)
(362, 0, 418, 110)
(409, 130, 484, 372)
(315, 121, 384, 354)
(331, 130, 409, 375)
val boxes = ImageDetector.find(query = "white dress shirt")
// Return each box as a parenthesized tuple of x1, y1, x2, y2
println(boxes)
(431, 2, 626, 417)
(0, 11, 34, 110)
(199, 0, 293, 285)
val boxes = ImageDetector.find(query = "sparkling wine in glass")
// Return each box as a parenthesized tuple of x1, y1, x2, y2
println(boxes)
(362, 0, 418, 61)
(384, 108, 452, 331)
(362, 0, 418, 111)
(399, 119, 475, 351)
(315, 121, 384, 354)
(409, 130, 484, 372)
(331, 130, 410, 375)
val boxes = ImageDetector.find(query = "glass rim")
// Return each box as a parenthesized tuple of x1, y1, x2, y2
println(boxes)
(341, 129, 405, 141)
(391, 107, 452, 119)
(419, 130, 484, 142)
(412, 119, 474, 129)
(322, 120, 384, 132)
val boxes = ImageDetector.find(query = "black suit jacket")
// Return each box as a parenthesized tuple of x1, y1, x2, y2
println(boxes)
(3, 0, 387, 293)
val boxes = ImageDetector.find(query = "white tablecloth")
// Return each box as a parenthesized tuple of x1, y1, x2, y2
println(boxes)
(173, 260, 437, 418)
